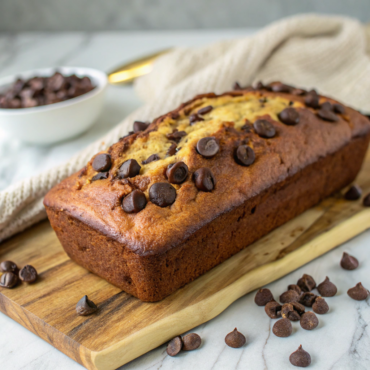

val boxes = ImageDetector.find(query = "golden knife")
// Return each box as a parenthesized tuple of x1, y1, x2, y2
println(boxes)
(108, 48, 172, 85)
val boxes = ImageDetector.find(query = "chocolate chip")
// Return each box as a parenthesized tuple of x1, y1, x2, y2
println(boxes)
(198, 105, 213, 115)
(344, 185, 362, 200)
(142, 154, 160, 164)
(196, 137, 219, 158)
(241, 124, 253, 133)
(289, 345, 311, 368)
(171, 112, 180, 120)
(270, 82, 292, 93)
(321, 101, 333, 111)
(300, 311, 319, 330)
(133, 120, 149, 133)
(304, 89, 320, 108)
(182, 333, 201, 351)
(299, 292, 317, 307)
(280, 290, 300, 304)
(288, 284, 302, 295)
(225, 328, 246, 348)
(193, 167, 216, 192)
(272, 318, 292, 337)
(347, 282, 369, 301)
(317, 108, 339, 122)
(297, 274, 316, 292)
(19, 265, 38, 283)
(166, 130, 187, 143)
(333, 103, 345, 114)
(233, 82, 242, 90)
(166, 162, 189, 184)
(235, 145, 255, 166)
(312, 296, 329, 315)
(76, 295, 98, 316)
(278, 108, 300, 126)
(149, 182, 176, 207)
(317, 276, 337, 297)
(254, 288, 274, 306)
(91, 172, 109, 181)
(92, 153, 112, 172)
(363, 193, 370, 207)
(253, 81, 264, 90)
(0, 260, 18, 273)
(167, 336, 183, 356)
(291, 302, 306, 315)
(291, 88, 306, 96)
(0, 272, 18, 289)
(167, 143, 177, 156)
(265, 300, 282, 319)
(189, 113, 204, 124)
(281, 303, 301, 321)
(253, 119, 276, 138)
(340, 252, 359, 270)
(118, 159, 141, 179)
(122, 190, 147, 213)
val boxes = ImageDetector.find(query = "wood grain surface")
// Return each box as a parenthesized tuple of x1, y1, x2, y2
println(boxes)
(1, 150, 370, 370)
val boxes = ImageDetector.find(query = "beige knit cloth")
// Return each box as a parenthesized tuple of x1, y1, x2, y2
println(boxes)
(1, 14, 370, 243)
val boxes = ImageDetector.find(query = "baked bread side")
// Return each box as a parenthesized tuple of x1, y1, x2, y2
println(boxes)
(44, 83, 370, 301)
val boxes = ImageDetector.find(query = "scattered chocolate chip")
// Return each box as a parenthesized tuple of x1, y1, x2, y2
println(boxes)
(278, 107, 300, 126)
(321, 101, 333, 111)
(91, 172, 109, 181)
(167, 142, 177, 156)
(289, 345, 311, 368)
(270, 82, 292, 93)
(265, 300, 282, 319)
(272, 318, 292, 337)
(117, 159, 141, 179)
(363, 193, 370, 207)
(340, 252, 359, 270)
(142, 154, 160, 164)
(233, 82, 242, 90)
(189, 113, 204, 125)
(299, 292, 317, 307)
(347, 282, 369, 301)
(198, 105, 213, 115)
(300, 311, 319, 330)
(133, 121, 149, 133)
(225, 328, 246, 348)
(291, 88, 306, 96)
(167, 336, 183, 356)
(149, 182, 176, 207)
(288, 284, 302, 295)
(196, 137, 219, 158)
(281, 303, 301, 321)
(166, 130, 187, 143)
(304, 89, 320, 108)
(297, 274, 316, 292)
(333, 103, 345, 114)
(193, 167, 216, 192)
(0, 261, 18, 273)
(241, 124, 253, 133)
(0, 272, 18, 289)
(92, 153, 112, 172)
(166, 162, 189, 184)
(76, 295, 98, 316)
(171, 112, 180, 120)
(312, 296, 329, 315)
(344, 185, 362, 200)
(235, 145, 255, 166)
(254, 288, 274, 306)
(122, 190, 147, 213)
(317, 277, 337, 297)
(19, 265, 37, 283)
(253, 119, 276, 138)
(280, 290, 300, 304)
(317, 108, 339, 122)
(182, 333, 201, 351)
(253, 81, 264, 90)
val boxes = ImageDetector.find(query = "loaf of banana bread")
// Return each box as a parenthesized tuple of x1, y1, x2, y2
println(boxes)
(44, 82, 370, 301)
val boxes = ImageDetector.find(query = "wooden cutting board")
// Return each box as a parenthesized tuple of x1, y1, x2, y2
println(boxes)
(2, 150, 370, 370)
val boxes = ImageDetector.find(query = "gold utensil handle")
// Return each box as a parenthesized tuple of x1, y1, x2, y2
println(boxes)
(108, 48, 172, 85)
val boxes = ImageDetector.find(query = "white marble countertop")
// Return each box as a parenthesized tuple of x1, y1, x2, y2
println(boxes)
(1, 30, 370, 370)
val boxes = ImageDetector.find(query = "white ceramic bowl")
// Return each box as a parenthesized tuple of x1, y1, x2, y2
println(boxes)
(0, 67, 107, 145)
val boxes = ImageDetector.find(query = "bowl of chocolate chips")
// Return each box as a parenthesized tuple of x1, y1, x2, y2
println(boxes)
(0, 67, 107, 144)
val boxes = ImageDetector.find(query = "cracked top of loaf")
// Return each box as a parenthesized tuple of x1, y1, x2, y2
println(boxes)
(44, 83, 370, 256)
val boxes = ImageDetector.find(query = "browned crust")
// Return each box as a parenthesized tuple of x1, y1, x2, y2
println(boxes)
(46, 133, 370, 301)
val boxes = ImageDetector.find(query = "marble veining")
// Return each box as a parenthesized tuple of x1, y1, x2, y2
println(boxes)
(0, 31, 369, 370)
